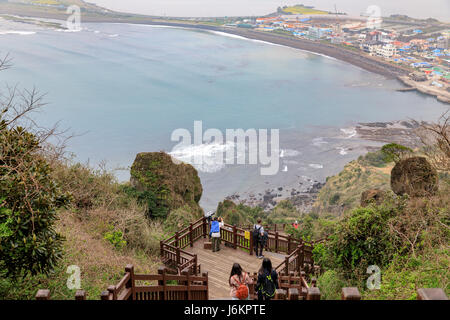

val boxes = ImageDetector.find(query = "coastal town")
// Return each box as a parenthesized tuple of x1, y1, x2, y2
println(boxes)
(198, 5, 450, 103)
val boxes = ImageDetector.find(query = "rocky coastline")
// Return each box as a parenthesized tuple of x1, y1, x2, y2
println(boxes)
(228, 119, 424, 213)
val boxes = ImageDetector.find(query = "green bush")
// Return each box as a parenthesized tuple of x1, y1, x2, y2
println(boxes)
(324, 201, 401, 280)
(360, 150, 390, 167)
(363, 248, 450, 300)
(317, 270, 350, 300)
(0, 120, 69, 278)
(104, 227, 127, 249)
(121, 185, 169, 219)
(381, 143, 413, 163)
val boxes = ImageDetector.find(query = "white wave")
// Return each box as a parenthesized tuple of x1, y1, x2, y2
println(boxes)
(56, 28, 83, 33)
(340, 127, 357, 139)
(207, 30, 248, 41)
(337, 147, 348, 155)
(282, 165, 288, 172)
(109, 34, 119, 38)
(169, 141, 238, 173)
(280, 149, 301, 157)
(309, 163, 324, 169)
(312, 137, 328, 146)
(0, 31, 36, 36)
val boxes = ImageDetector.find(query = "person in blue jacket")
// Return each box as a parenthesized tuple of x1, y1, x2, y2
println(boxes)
(210, 217, 221, 252)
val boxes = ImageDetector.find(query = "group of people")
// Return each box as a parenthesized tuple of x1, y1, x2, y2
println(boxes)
(229, 258, 279, 300)
(208, 214, 268, 258)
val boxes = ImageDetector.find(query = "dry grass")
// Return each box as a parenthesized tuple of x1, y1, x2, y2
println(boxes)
(54, 209, 161, 299)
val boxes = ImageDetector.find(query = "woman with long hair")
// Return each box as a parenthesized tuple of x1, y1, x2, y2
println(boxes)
(229, 263, 253, 300)
(256, 258, 279, 300)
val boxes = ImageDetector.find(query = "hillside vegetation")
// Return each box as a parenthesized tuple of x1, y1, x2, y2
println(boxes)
(313, 150, 393, 215)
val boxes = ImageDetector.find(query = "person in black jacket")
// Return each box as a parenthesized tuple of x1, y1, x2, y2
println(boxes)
(256, 258, 279, 300)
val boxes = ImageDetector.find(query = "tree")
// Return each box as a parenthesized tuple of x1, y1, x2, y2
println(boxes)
(381, 143, 413, 163)
(416, 111, 450, 172)
(0, 55, 70, 279)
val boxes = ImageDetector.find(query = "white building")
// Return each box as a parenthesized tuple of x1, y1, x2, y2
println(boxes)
(376, 43, 397, 58)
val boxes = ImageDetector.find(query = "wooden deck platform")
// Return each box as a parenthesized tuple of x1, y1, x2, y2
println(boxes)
(185, 238, 284, 300)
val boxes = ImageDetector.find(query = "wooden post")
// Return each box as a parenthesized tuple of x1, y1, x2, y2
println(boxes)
(274, 224, 277, 232)
(284, 256, 289, 275)
(203, 272, 209, 300)
(275, 289, 286, 300)
(182, 270, 191, 300)
(125, 264, 135, 300)
(203, 217, 207, 238)
(287, 235, 292, 254)
(288, 288, 299, 300)
(157, 267, 165, 286)
(160, 241, 164, 258)
(100, 291, 110, 300)
(175, 231, 179, 248)
(307, 287, 321, 300)
(162, 267, 167, 301)
(275, 232, 279, 253)
(342, 287, 361, 300)
(176, 247, 181, 266)
(36, 289, 50, 300)
(107, 285, 117, 300)
(233, 225, 237, 249)
(75, 290, 86, 301)
(249, 231, 254, 256)
(193, 255, 198, 276)
(417, 288, 448, 300)
(189, 223, 193, 247)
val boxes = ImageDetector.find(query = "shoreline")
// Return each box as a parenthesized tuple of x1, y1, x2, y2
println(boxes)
(1, 10, 411, 80)
(2, 6, 449, 103)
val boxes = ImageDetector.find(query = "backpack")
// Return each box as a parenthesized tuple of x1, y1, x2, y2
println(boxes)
(234, 274, 249, 300)
(261, 272, 276, 298)
(261, 231, 269, 244)
(252, 225, 262, 242)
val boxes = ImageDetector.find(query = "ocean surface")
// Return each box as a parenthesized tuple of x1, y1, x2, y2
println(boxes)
(0, 23, 448, 210)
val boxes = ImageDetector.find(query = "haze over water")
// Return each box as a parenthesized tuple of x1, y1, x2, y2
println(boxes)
(0, 23, 447, 210)
(91, 0, 450, 22)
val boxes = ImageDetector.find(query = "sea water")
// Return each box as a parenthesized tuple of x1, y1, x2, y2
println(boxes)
(0, 23, 447, 210)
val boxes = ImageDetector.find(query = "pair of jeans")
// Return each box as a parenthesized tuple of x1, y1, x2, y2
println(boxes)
(212, 237, 220, 252)
(254, 241, 263, 256)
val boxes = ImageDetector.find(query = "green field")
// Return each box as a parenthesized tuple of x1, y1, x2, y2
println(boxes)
(282, 5, 329, 15)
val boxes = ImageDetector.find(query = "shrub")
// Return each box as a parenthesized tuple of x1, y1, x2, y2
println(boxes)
(381, 143, 413, 163)
(317, 270, 350, 300)
(104, 227, 127, 249)
(324, 200, 401, 280)
(0, 120, 69, 278)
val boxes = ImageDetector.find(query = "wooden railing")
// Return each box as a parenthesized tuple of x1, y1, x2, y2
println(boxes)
(274, 243, 317, 276)
(159, 217, 325, 275)
(100, 265, 208, 301)
(35, 267, 448, 301)
(239, 223, 289, 233)
(160, 217, 206, 274)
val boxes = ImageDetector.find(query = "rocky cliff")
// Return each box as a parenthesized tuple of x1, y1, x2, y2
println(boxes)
(130, 152, 203, 219)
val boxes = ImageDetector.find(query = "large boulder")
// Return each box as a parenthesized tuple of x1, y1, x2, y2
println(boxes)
(390, 157, 438, 197)
(361, 189, 386, 207)
(130, 152, 203, 218)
